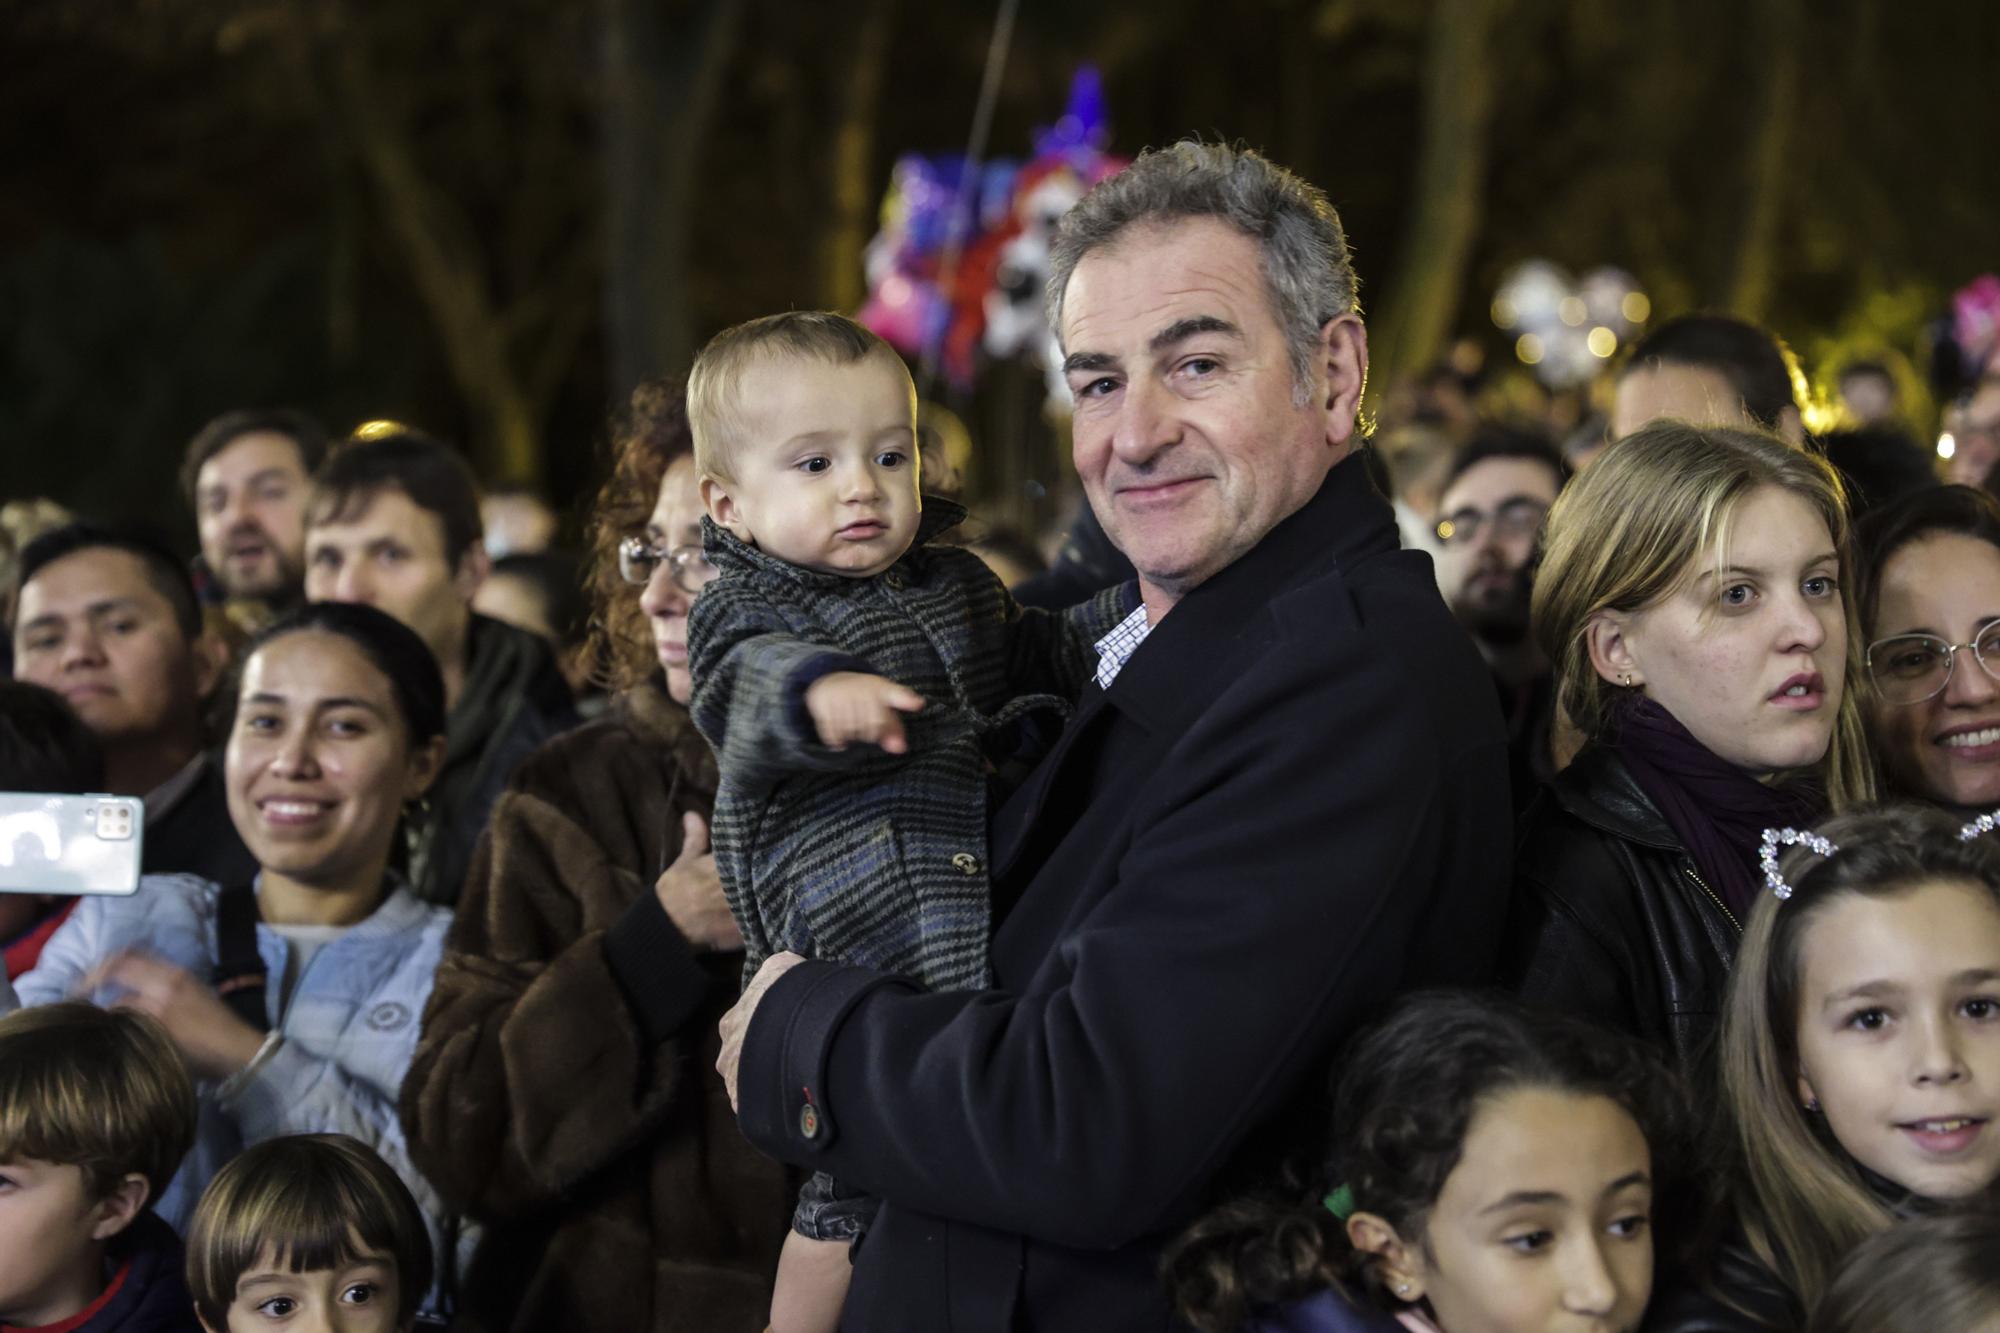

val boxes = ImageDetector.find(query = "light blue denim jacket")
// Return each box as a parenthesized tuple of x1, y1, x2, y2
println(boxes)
(13, 873, 466, 1306)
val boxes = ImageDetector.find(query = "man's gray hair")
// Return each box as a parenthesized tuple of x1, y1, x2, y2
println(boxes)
(1046, 141, 1360, 401)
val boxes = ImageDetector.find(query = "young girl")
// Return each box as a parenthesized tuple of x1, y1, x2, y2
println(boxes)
(1165, 991, 1689, 1333)
(186, 1134, 433, 1333)
(1806, 1212, 2000, 1333)
(1650, 804, 2000, 1331)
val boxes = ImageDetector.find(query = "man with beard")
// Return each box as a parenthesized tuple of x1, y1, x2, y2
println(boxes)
(180, 409, 330, 631)
(1434, 427, 1568, 808)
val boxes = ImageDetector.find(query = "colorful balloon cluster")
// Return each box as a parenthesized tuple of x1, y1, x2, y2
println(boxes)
(858, 68, 1128, 398)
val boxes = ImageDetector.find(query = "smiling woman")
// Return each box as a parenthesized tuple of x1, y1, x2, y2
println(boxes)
(1855, 485, 2000, 816)
(12, 601, 464, 1320)
(1503, 421, 1872, 1070)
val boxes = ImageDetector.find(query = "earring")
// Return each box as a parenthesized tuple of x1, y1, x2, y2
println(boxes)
(1804, 1096, 1820, 1113)
(1397, 1283, 1413, 1298)
(1621, 672, 1631, 687)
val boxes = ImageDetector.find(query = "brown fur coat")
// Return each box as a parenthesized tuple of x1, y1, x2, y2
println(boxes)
(400, 682, 791, 1332)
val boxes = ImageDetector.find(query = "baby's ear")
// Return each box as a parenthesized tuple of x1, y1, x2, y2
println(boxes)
(700, 475, 752, 543)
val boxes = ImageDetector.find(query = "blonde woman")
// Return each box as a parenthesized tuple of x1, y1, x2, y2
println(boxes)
(1502, 421, 1871, 1070)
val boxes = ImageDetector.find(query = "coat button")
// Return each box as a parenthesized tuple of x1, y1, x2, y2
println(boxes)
(884, 570, 906, 591)
(951, 852, 981, 875)
(800, 1102, 821, 1138)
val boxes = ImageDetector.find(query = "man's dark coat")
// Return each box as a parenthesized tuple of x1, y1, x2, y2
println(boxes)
(738, 456, 1514, 1332)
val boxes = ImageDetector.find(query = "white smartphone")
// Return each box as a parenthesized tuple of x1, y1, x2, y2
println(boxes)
(0, 793, 144, 896)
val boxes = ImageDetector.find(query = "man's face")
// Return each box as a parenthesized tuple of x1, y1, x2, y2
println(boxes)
(11, 548, 210, 747)
(1435, 457, 1562, 646)
(1949, 382, 2000, 488)
(1611, 362, 1750, 440)
(304, 488, 475, 669)
(194, 432, 312, 602)
(1060, 217, 1364, 611)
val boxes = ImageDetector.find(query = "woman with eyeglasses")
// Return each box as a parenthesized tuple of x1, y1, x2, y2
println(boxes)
(399, 381, 790, 1333)
(1854, 484, 2000, 815)
(1500, 421, 1873, 1072)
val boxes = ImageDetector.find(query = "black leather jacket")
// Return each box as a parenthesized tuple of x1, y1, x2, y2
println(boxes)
(1502, 744, 1742, 1070)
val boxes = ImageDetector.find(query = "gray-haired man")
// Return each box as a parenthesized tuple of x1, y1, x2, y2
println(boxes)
(718, 142, 1512, 1331)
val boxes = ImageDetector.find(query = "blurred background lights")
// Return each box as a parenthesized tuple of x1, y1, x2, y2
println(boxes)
(1940, 432, 1957, 459)
(1493, 261, 1649, 387)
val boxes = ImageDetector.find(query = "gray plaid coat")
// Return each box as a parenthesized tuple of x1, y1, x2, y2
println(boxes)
(688, 500, 1130, 992)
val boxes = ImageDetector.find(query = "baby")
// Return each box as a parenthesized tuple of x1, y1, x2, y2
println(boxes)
(685, 311, 1126, 1333)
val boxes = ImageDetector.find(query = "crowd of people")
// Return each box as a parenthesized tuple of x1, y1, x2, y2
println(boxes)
(3, 139, 2000, 1333)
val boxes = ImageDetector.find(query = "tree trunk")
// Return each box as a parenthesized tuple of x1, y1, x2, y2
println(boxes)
(820, 0, 899, 313)
(600, 0, 748, 398)
(1366, 0, 1506, 399)
(1725, 0, 1802, 320)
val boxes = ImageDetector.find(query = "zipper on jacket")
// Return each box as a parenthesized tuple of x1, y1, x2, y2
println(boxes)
(1683, 863, 1741, 933)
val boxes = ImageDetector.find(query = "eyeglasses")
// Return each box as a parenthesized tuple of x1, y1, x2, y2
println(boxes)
(617, 537, 717, 595)
(1435, 498, 1549, 547)
(1866, 624, 2000, 705)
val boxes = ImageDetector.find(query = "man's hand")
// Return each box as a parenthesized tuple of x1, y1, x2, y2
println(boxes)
(655, 812, 743, 952)
(82, 949, 267, 1080)
(805, 672, 925, 754)
(717, 950, 806, 1111)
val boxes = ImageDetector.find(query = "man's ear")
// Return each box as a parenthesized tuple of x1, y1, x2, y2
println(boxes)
(1319, 314, 1370, 451)
(404, 733, 447, 800)
(700, 475, 752, 542)
(190, 627, 231, 702)
(453, 545, 491, 603)
(1347, 1210, 1425, 1302)
(1585, 610, 1644, 690)
(1776, 403, 1807, 448)
(89, 1172, 149, 1243)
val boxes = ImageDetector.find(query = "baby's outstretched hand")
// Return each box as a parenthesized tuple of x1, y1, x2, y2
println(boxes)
(805, 671, 925, 754)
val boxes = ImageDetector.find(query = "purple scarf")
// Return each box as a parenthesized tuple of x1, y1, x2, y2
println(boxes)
(1611, 697, 1825, 917)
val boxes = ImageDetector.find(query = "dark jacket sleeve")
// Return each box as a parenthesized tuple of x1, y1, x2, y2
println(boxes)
(1001, 574, 1133, 700)
(1503, 867, 1643, 1036)
(736, 620, 1499, 1248)
(686, 577, 883, 787)
(1644, 1230, 1801, 1333)
(399, 774, 717, 1221)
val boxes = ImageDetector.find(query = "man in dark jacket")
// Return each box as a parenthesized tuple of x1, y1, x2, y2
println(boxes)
(304, 429, 576, 905)
(9, 524, 256, 890)
(717, 141, 1513, 1332)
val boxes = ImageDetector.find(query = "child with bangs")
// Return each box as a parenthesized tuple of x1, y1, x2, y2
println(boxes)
(1650, 804, 2000, 1331)
(185, 1135, 431, 1333)
(0, 1003, 200, 1333)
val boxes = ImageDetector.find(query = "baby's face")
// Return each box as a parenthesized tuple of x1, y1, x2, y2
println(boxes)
(704, 351, 922, 578)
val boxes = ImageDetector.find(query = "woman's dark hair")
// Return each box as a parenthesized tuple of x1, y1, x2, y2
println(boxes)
(1619, 313, 1802, 433)
(0, 682, 105, 792)
(1165, 991, 1690, 1333)
(1805, 1211, 2000, 1333)
(1853, 484, 2000, 630)
(245, 602, 447, 747)
(583, 379, 694, 693)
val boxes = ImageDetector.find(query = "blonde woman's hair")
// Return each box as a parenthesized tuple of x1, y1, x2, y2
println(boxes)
(0, 1003, 195, 1205)
(1531, 419, 1874, 808)
(686, 310, 912, 482)
(1719, 804, 2000, 1311)
(187, 1133, 433, 1330)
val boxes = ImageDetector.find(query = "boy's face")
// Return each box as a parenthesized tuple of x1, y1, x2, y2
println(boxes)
(210, 1246, 402, 1333)
(0, 1158, 133, 1327)
(702, 351, 923, 578)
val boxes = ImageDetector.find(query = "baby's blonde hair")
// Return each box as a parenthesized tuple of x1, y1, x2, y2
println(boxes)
(687, 311, 912, 481)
